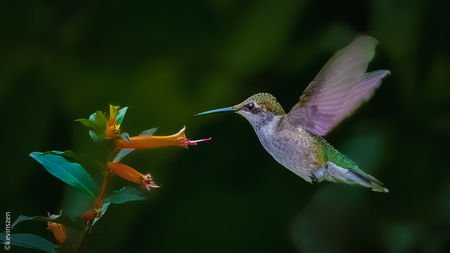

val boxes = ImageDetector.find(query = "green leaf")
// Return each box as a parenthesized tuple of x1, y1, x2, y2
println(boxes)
(103, 186, 147, 204)
(82, 111, 107, 144)
(76, 118, 105, 141)
(117, 132, 130, 143)
(12, 215, 84, 231)
(42, 150, 105, 175)
(30, 152, 96, 198)
(11, 215, 33, 229)
(93, 110, 107, 129)
(115, 107, 128, 125)
(0, 233, 56, 253)
(89, 112, 96, 121)
(89, 130, 104, 146)
(139, 127, 158, 136)
(113, 148, 134, 163)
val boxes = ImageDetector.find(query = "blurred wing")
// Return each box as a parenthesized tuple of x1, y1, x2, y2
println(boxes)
(286, 36, 390, 136)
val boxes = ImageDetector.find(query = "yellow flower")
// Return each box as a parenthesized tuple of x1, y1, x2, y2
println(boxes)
(105, 104, 121, 139)
(117, 126, 210, 149)
(47, 211, 66, 244)
(107, 162, 160, 191)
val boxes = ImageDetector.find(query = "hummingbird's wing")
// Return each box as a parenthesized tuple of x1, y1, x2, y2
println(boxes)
(286, 36, 390, 136)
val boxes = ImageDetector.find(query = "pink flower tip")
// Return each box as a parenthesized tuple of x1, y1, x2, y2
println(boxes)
(187, 137, 212, 145)
(142, 173, 161, 191)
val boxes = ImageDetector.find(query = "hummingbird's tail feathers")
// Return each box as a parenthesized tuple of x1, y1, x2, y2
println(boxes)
(315, 161, 388, 193)
(347, 168, 389, 193)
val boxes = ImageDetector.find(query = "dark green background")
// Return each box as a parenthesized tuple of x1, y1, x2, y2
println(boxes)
(2, 0, 450, 252)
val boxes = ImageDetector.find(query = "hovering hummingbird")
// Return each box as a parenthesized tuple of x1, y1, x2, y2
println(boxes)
(194, 36, 389, 192)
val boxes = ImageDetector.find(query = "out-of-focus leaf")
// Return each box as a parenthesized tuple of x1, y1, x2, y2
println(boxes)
(113, 148, 134, 163)
(11, 215, 30, 229)
(139, 127, 158, 136)
(29, 152, 96, 198)
(12, 215, 84, 231)
(117, 132, 130, 143)
(115, 107, 128, 125)
(89, 130, 104, 146)
(89, 112, 96, 122)
(0, 233, 55, 252)
(103, 186, 147, 204)
(42, 150, 105, 175)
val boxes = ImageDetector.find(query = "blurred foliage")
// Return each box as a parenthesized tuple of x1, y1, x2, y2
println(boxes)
(1, 0, 450, 252)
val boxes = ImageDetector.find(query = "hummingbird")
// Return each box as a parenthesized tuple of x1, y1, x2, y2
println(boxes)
(194, 36, 389, 193)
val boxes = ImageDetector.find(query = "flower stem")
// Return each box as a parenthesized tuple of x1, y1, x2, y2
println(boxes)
(76, 171, 112, 252)
(74, 228, 90, 253)
(95, 171, 112, 209)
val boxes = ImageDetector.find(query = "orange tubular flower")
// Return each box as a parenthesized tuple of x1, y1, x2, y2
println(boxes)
(47, 211, 66, 244)
(107, 162, 160, 191)
(117, 126, 210, 149)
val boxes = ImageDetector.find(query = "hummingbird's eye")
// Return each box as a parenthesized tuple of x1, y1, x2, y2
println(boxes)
(244, 103, 255, 111)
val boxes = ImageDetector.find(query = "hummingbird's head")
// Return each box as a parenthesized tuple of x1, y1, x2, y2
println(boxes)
(194, 93, 285, 128)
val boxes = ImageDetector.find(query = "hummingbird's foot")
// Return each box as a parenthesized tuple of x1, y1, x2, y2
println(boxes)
(308, 173, 318, 184)
(315, 161, 388, 193)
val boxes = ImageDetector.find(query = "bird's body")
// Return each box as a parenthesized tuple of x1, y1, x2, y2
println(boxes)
(252, 112, 316, 183)
(195, 36, 389, 192)
(256, 112, 385, 191)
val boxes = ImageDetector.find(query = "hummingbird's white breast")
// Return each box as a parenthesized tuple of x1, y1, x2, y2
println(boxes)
(253, 115, 318, 182)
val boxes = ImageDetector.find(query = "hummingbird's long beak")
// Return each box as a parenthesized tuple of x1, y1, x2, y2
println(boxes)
(193, 107, 236, 117)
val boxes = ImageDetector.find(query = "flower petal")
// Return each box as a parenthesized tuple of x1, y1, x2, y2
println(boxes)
(47, 211, 66, 244)
(141, 174, 160, 191)
(108, 104, 120, 126)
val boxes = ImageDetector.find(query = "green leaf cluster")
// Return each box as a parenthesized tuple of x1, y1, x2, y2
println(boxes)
(76, 111, 107, 144)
